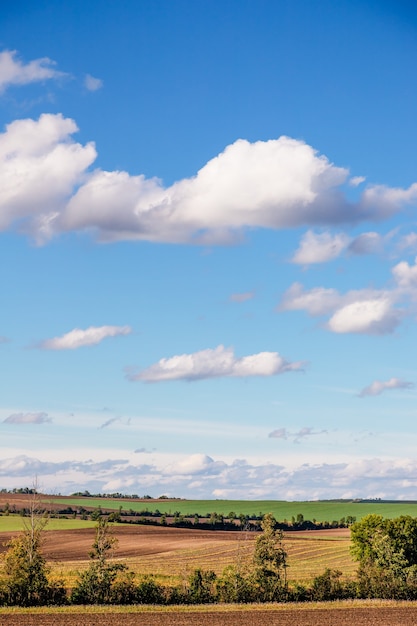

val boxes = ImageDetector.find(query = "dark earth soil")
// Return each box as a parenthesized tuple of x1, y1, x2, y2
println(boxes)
(1, 607, 417, 626)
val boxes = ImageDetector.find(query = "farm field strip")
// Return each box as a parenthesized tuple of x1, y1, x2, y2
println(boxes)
(0, 516, 96, 532)
(40, 530, 356, 588)
(3, 601, 417, 626)
(46, 497, 417, 521)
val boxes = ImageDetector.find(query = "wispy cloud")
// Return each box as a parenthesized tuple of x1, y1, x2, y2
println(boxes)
(359, 377, 414, 397)
(3, 412, 51, 424)
(84, 74, 103, 92)
(126, 344, 306, 382)
(229, 291, 255, 303)
(268, 426, 327, 443)
(99, 417, 120, 430)
(38, 325, 132, 350)
(349, 176, 366, 187)
(0, 50, 66, 94)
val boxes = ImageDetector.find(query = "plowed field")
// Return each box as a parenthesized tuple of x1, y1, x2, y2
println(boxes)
(1, 605, 417, 626)
(0, 524, 355, 586)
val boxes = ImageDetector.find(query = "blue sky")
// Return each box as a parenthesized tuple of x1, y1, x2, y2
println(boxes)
(1, 0, 417, 499)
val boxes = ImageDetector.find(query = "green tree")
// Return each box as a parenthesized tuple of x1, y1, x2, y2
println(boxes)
(252, 513, 288, 601)
(187, 568, 217, 603)
(71, 518, 128, 604)
(351, 514, 417, 599)
(0, 492, 65, 606)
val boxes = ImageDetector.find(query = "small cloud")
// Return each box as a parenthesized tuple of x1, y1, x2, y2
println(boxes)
(38, 325, 132, 350)
(293, 426, 327, 443)
(280, 283, 404, 336)
(84, 74, 103, 92)
(127, 344, 306, 383)
(229, 291, 255, 303)
(134, 448, 153, 454)
(291, 230, 350, 265)
(99, 417, 120, 430)
(348, 232, 383, 255)
(3, 412, 51, 425)
(268, 428, 288, 439)
(0, 49, 66, 94)
(0, 336, 10, 344)
(349, 176, 366, 187)
(269, 426, 327, 443)
(327, 297, 401, 335)
(392, 256, 417, 289)
(359, 377, 414, 397)
(398, 232, 417, 252)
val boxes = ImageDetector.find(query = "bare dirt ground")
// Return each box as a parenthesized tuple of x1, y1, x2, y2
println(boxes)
(1, 606, 417, 626)
(0, 521, 350, 563)
(0, 525, 254, 562)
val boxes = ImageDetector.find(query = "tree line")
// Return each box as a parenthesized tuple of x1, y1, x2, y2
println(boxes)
(2, 504, 417, 605)
(1, 501, 356, 531)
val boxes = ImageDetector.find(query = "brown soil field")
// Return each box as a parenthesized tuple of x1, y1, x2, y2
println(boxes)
(0, 524, 350, 562)
(0, 525, 255, 561)
(1, 605, 417, 626)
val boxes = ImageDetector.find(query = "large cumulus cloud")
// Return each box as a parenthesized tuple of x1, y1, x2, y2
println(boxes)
(1, 114, 417, 245)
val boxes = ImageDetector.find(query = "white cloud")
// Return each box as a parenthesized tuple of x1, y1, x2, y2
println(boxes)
(349, 176, 366, 187)
(327, 297, 401, 335)
(39, 325, 132, 350)
(163, 454, 222, 476)
(3, 412, 51, 424)
(229, 291, 255, 302)
(84, 74, 103, 92)
(0, 50, 65, 94)
(279, 282, 343, 316)
(291, 230, 350, 265)
(392, 256, 417, 290)
(280, 283, 402, 335)
(359, 183, 417, 220)
(1, 116, 416, 244)
(127, 344, 305, 382)
(4, 452, 417, 500)
(0, 114, 96, 237)
(359, 377, 414, 397)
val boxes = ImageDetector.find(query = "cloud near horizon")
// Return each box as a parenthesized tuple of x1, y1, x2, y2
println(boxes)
(2, 452, 417, 500)
(359, 377, 414, 397)
(126, 344, 305, 382)
(1, 112, 417, 245)
(39, 325, 132, 350)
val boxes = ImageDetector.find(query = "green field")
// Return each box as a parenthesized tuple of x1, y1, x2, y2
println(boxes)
(0, 516, 96, 533)
(48, 497, 417, 522)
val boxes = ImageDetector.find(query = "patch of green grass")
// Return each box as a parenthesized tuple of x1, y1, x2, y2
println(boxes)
(48, 497, 417, 522)
(0, 515, 96, 532)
